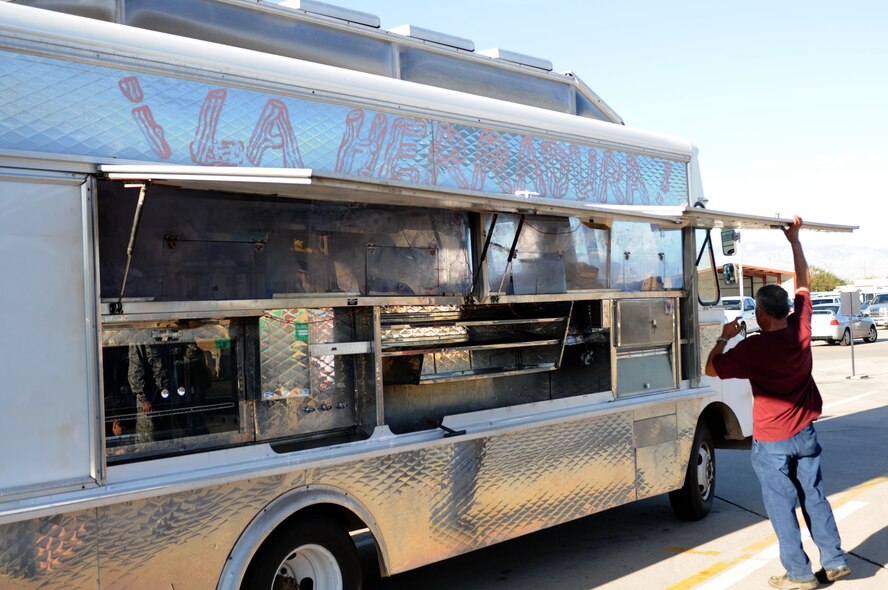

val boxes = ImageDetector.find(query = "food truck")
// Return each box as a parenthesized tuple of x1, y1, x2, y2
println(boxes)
(0, 1, 854, 588)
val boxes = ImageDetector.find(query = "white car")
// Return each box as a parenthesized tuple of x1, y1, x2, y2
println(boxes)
(868, 293, 888, 327)
(811, 304, 878, 345)
(721, 296, 759, 333)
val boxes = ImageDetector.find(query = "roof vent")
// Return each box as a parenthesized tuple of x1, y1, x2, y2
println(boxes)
(278, 0, 381, 28)
(477, 48, 553, 71)
(388, 24, 474, 51)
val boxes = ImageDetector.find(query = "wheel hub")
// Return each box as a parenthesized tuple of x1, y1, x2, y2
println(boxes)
(696, 443, 714, 500)
(274, 544, 342, 590)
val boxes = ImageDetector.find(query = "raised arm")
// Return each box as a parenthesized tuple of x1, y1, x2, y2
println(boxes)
(783, 216, 809, 292)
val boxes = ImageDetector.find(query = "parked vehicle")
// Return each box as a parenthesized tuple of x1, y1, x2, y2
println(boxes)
(867, 293, 888, 327)
(811, 305, 878, 345)
(810, 293, 841, 307)
(721, 296, 759, 333)
(0, 2, 854, 589)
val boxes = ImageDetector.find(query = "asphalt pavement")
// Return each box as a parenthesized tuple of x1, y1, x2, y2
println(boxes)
(368, 336, 888, 589)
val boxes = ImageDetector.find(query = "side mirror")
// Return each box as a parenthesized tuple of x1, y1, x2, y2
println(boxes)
(721, 228, 738, 256)
(723, 263, 737, 285)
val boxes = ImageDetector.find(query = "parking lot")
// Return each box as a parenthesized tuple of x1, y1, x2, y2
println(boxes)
(371, 337, 888, 589)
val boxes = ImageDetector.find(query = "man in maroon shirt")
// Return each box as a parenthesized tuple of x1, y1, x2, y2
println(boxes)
(705, 216, 850, 589)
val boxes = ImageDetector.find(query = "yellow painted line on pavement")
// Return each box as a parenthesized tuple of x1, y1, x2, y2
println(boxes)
(666, 557, 748, 590)
(665, 547, 721, 556)
(831, 474, 888, 508)
(666, 473, 888, 590)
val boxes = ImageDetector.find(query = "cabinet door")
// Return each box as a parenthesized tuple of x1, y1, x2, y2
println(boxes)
(616, 299, 675, 347)
(0, 170, 98, 494)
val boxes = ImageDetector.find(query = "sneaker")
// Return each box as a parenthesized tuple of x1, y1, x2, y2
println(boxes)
(816, 565, 851, 582)
(768, 574, 819, 590)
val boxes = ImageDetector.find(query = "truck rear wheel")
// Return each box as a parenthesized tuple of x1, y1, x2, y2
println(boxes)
(669, 422, 715, 521)
(241, 517, 362, 590)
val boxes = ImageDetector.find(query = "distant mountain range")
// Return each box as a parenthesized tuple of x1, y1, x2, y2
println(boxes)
(735, 242, 888, 282)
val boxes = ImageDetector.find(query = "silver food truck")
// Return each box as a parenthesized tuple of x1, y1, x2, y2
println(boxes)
(0, 1, 854, 588)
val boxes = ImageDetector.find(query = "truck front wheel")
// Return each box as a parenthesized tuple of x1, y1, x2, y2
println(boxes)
(241, 517, 362, 590)
(669, 422, 715, 521)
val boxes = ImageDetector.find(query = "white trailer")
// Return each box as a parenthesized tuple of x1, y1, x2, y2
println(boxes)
(0, 1, 854, 588)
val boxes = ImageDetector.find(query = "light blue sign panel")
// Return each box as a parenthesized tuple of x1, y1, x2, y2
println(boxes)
(0, 50, 688, 206)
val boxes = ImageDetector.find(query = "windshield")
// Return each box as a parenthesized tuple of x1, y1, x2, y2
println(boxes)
(813, 305, 839, 314)
(722, 298, 741, 310)
(872, 294, 888, 304)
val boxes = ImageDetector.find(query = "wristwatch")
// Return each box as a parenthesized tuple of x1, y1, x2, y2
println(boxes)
(716, 336, 729, 343)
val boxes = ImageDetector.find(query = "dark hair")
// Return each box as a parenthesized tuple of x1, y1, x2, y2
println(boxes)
(756, 284, 791, 319)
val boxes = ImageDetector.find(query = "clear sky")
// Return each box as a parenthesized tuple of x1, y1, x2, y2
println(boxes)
(277, 1, 887, 271)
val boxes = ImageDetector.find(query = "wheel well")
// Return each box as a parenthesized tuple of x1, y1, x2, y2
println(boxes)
(219, 491, 389, 590)
(278, 503, 367, 534)
(272, 503, 381, 573)
(699, 402, 749, 449)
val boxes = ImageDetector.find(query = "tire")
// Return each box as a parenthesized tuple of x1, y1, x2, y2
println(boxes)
(241, 517, 363, 590)
(669, 421, 715, 521)
(839, 329, 852, 346)
(864, 325, 878, 343)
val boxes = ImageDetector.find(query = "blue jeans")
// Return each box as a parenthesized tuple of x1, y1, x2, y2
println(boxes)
(751, 423, 847, 580)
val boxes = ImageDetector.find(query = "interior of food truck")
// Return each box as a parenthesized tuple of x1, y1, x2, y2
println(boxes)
(97, 179, 686, 461)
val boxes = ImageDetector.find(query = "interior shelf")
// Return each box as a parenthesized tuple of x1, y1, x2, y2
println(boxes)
(380, 302, 574, 384)
(381, 337, 563, 357)
(417, 363, 557, 384)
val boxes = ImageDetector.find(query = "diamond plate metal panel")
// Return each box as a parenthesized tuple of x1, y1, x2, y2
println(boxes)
(0, 50, 688, 206)
(635, 413, 680, 500)
(0, 512, 97, 589)
(257, 310, 312, 438)
(308, 308, 335, 344)
(382, 324, 466, 345)
(257, 308, 358, 436)
(259, 310, 310, 400)
(0, 399, 706, 587)
(94, 475, 294, 589)
(677, 397, 703, 481)
(308, 411, 636, 571)
(636, 441, 680, 500)
(428, 350, 472, 374)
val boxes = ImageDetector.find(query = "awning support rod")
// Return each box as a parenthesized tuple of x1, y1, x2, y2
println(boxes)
(111, 182, 150, 315)
(496, 214, 526, 295)
(470, 213, 498, 299)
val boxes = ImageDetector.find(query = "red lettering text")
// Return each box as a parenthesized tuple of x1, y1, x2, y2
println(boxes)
(246, 99, 303, 167)
(657, 161, 672, 204)
(514, 136, 539, 194)
(381, 116, 427, 184)
(539, 140, 571, 198)
(131, 106, 171, 160)
(600, 150, 626, 204)
(190, 89, 245, 166)
(118, 76, 144, 103)
(335, 108, 387, 177)
(624, 154, 650, 205)
(429, 122, 469, 189)
(471, 129, 511, 193)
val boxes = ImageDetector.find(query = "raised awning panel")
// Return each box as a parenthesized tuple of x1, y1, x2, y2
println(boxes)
(681, 207, 856, 233)
(99, 165, 685, 226)
(589, 204, 857, 233)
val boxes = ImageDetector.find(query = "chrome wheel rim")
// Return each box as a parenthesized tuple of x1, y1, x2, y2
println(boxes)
(274, 543, 342, 590)
(696, 442, 714, 501)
